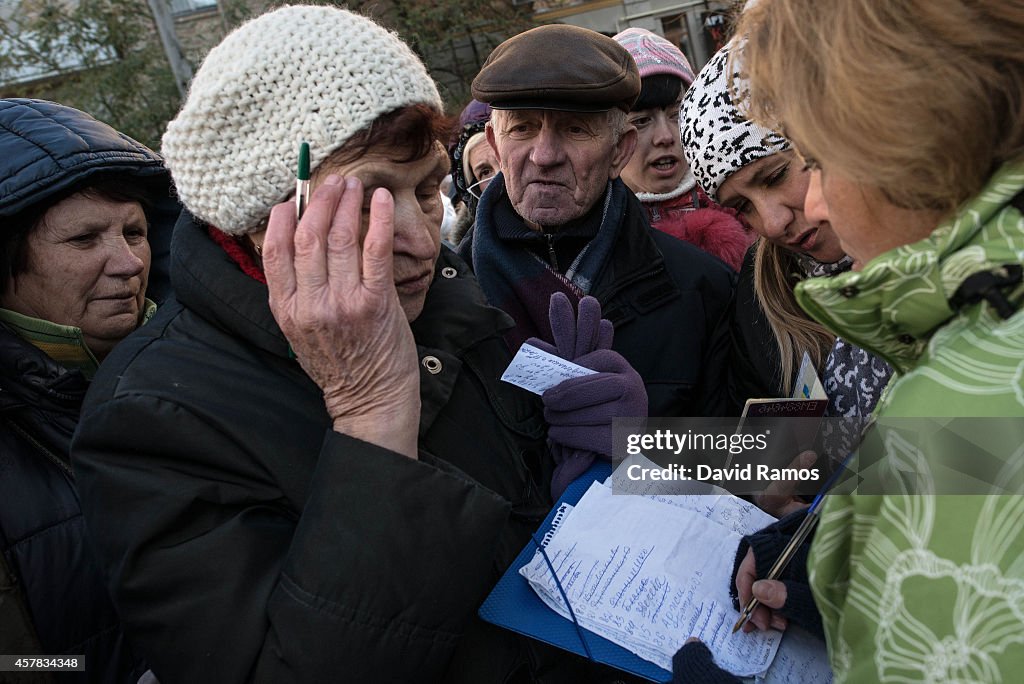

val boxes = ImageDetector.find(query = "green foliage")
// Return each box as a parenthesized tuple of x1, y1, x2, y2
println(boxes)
(0, 0, 181, 149)
(0, 0, 538, 148)
(344, 0, 537, 108)
(212, 0, 261, 31)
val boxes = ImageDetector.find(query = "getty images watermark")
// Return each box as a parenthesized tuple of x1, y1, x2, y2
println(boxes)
(611, 417, 1024, 497)
(623, 428, 821, 484)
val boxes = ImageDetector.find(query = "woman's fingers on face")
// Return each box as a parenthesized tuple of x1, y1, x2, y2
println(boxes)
(272, 172, 401, 326)
(293, 174, 345, 292)
(325, 176, 364, 292)
(360, 187, 396, 293)
(263, 201, 299, 307)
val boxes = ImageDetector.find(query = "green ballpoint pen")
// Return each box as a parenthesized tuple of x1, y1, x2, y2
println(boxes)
(296, 141, 310, 221)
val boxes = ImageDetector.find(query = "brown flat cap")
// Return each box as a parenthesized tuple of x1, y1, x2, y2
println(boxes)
(472, 24, 640, 112)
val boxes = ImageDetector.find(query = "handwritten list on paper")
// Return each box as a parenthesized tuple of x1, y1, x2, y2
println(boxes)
(609, 453, 778, 536)
(757, 623, 834, 683)
(500, 343, 597, 395)
(520, 481, 781, 676)
(590, 452, 831, 679)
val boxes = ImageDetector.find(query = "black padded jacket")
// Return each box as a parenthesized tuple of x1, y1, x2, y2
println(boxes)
(0, 98, 173, 682)
(70, 214, 640, 683)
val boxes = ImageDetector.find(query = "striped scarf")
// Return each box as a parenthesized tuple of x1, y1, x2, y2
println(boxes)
(470, 174, 628, 351)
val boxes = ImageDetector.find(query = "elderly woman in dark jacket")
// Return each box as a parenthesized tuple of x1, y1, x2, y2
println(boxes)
(0, 98, 175, 682)
(71, 6, 644, 683)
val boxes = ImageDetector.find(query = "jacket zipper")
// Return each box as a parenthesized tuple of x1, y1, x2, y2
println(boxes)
(544, 233, 559, 271)
(4, 417, 73, 478)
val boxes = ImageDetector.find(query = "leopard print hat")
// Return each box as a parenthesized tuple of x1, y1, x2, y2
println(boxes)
(680, 41, 790, 202)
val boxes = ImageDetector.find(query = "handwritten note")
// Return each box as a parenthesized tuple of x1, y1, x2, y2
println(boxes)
(501, 343, 597, 395)
(612, 456, 832, 681)
(610, 453, 778, 536)
(758, 624, 833, 683)
(520, 481, 782, 675)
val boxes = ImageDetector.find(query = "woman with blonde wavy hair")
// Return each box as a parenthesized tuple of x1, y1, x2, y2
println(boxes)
(676, 0, 1024, 681)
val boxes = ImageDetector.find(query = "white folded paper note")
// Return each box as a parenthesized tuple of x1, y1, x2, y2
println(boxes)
(500, 343, 597, 395)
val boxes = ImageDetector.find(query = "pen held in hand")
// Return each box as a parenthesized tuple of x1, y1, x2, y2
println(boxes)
(732, 451, 855, 634)
(296, 141, 311, 221)
(732, 510, 820, 633)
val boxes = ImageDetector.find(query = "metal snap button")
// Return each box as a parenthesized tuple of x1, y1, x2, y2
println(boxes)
(421, 355, 443, 374)
(839, 285, 860, 298)
(440, 266, 457, 279)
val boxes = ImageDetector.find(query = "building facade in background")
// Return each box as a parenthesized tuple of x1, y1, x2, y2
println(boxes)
(525, 0, 733, 71)
(0, 0, 736, 149)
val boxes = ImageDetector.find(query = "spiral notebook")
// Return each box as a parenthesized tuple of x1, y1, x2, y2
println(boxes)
(478, 461, 673, 681)
(479, 460, 833, 682)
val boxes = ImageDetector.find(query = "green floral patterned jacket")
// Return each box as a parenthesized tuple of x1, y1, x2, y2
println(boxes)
(794, 162, 1024, 682)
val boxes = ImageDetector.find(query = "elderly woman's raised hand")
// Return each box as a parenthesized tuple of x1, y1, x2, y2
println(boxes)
(263, 175, 420, 458)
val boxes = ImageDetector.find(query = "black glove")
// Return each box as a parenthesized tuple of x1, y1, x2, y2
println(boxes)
(731, 508, 823, 638)
(672, 641, 742, 684)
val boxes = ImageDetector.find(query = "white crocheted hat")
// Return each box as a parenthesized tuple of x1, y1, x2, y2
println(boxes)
(679, 41, 789, 202)
(162, 5, 443, 236)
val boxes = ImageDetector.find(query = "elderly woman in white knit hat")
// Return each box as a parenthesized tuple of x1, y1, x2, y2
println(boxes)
(69, 6, 602, 682)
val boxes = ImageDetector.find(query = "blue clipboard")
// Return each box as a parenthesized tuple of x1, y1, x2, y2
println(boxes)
(478, 461, 671, 683)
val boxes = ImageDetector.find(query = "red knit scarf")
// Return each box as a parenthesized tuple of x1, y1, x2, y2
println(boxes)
(207, 226, 266, 284)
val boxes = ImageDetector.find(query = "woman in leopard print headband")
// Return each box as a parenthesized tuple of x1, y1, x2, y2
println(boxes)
(681, 41, 891, 435)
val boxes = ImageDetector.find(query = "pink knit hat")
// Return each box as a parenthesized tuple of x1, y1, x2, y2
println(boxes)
(613, 28, 695, 87)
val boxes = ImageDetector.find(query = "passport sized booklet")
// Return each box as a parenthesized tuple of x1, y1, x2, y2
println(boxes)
(741, 352, 828, 419)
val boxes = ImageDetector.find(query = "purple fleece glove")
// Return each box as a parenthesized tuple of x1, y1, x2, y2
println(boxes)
(526, 292, 613, 360)
(526, 293, 648, 498)
(542, 349, 647, 454)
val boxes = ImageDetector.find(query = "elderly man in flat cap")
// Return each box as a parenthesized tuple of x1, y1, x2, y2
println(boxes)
(459, 24, 735, 419)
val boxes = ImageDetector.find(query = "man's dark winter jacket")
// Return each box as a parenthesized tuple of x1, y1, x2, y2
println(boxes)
(0, 98, 172, 683)
(460, 181, 735, 417)
(72, 214, 578, 683)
